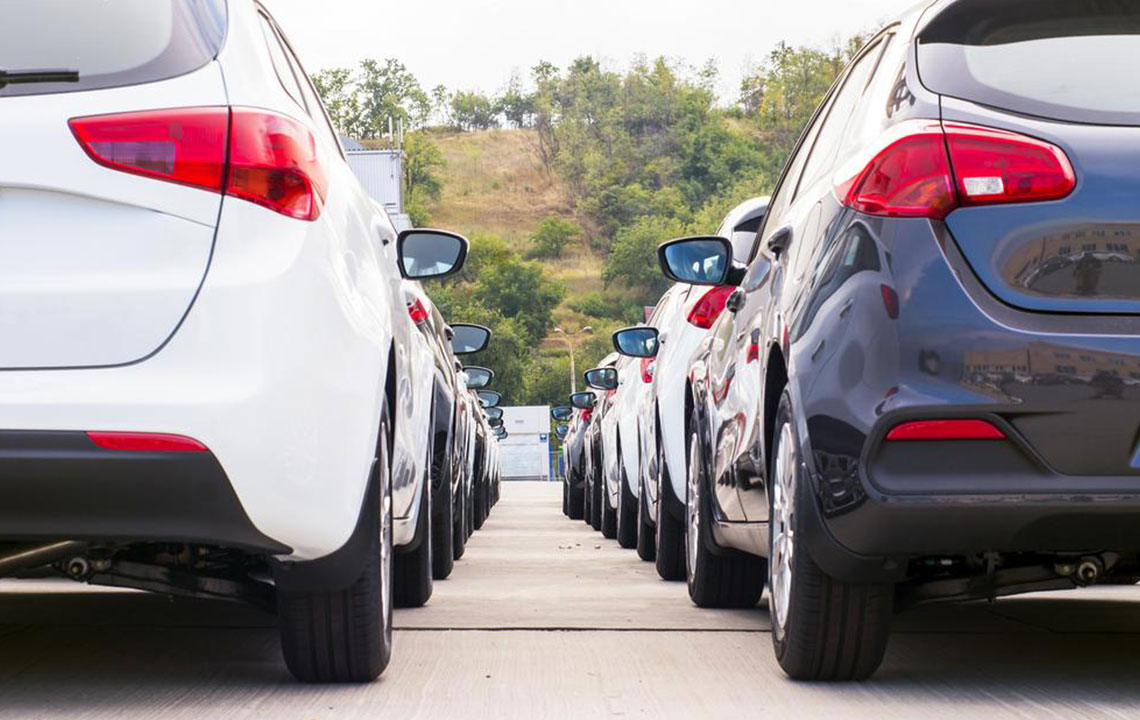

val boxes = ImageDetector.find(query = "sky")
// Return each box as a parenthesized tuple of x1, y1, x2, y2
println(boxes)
(264, 0, 921, 104)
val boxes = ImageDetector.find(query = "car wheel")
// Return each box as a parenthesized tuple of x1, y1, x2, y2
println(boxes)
(685, 409, 764, 608)
(474, 476, 487, 531)
(583, 473, 594, 525)
(278, 409, 393, 683)
(616, 466, 638, 549)
(654, 436, 685, 581)
(568, 472, 585, 520)
(636, 473, 656, 562)
(393, 466, 433, 608)
(600, 472, 618, 540)
(590, 470, 603, 531)
(453, 479, 467, 561)
(769, 390, 892, 681)
(562, 478, 570, 516)
(430, 448, 455, 580)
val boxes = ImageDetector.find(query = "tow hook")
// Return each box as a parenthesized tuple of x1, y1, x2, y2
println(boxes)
(1055, 553, 1118, 587)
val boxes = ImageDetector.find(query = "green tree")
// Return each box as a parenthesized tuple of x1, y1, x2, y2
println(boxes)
(473, 257, 565, 345)
(527, 216, 581, 259)
(450, 90, 501, 131)
(402, 131, 445, 226)
(602, 214, 688, 299)
(312, 67, 362, 137)
(357, 58, 432, 137)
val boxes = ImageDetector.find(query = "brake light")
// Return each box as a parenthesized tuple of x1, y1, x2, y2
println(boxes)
(69, 108, 229, 192)
(228, 110, 327, 221)
(885, 419, 1005, 442)
(687, 286, 735, 329)
(70, 107, 328, 221)
(641, 357, 656, 384)
(880, 285, 899, 319)
(407, 296, 429, 325)
(837, 120, 1075, 220)
(943, 123, 1075, 207)
(86, 431, 208, 453)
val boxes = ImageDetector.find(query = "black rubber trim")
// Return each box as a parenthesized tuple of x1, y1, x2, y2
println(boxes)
(272, 460, 378, 593)
(0, 431, 289, 554)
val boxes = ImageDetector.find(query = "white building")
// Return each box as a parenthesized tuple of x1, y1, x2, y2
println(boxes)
(499, 406, 552, 481)
(344, 147, 412, 231)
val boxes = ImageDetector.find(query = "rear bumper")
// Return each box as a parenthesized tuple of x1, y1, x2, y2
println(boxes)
(0, 431, 289, 554)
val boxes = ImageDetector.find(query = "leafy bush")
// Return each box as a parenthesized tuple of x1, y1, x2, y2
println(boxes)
(527, 217, 582, 259)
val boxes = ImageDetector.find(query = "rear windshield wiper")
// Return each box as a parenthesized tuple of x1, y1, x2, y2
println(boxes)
(0, 68, 80, 89)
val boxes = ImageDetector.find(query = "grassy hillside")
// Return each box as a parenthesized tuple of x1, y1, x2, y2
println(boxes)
(428, 128, 637, 344)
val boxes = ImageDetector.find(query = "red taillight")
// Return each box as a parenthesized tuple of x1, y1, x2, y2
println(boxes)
(582, 410, 593, 423)
(687, 286, 735, 329)
(837, 120, 1075, 221)
(943, 123, 1075, 207)
(70, 107, 328, 221)
(407, 297, 429, 325)
(69, 108, 229, 192)
(880, 285, 899, 319)
(641, 357, 656, 384)
(885, 419, 1005, 442)
(86, 431, 208, 453)
(228, 109, 327, 221)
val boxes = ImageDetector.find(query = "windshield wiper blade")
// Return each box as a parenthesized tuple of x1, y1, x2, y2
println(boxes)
(0, 68, 80, 89)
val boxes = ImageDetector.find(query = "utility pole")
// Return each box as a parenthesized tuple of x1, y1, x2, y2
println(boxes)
(553, 326, 593, 394)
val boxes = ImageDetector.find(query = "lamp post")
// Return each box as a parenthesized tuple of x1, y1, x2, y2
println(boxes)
(553, 326, 592, 394)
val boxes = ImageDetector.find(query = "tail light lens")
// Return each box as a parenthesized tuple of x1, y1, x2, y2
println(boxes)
(885, 419, 1005, 442)
(69, 108, 229, 192)
(407, 296, 429, 325)
(70, 107, 328, 221)
(228, 110, 327, 221)
(837, 120, 1075, 221)
(86, 431, 208, 453)
(641, 357, 656, 384)
(880, 285, 900, 319)
(687, 286, 736, 329)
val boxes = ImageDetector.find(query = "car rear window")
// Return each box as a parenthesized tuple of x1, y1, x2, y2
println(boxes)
(0, 0, 226, 98)
(917, 0, 1140, 126)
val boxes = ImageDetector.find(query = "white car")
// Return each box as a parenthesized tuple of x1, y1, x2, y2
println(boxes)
(628, 198, 770, 580)
(0, 0, 468, 683)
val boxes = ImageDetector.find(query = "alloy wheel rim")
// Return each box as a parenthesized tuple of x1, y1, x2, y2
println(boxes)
(686, 432, 700, 579)
(770, 424, 795, 640)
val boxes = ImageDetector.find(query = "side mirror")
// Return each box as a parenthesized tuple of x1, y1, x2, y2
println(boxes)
(657, 236, 734, 286)
(613, 326, 660, 359)
(584, 367, 619, 391)
(485, 407, 504, 421)
(463, 366, 494, 390)
(488, 417, 504, 429)
(451, 323, 491, 355)
(398, 229, 469, 280)
(478, 390, 501, 408)
(551, 406, 573, 422)
(555, 424, 569, 439)
(495, 429, 509, 439)
(569, 391, 596, 410)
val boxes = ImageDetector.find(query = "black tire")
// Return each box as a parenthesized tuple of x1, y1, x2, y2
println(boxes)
(474, 476, 487, 531)
(590, 471, 603, 531)
(568, 476, 585, 520)
(636, 474, 656, 562)
(583, 474, 593, 525)
(600, 476, 617, 539)
(655, 446, 685, 581)
(453, 478, 467, 561)
(393, 476, 433, 608)
(278, 413, 393, 683)
(769, 390, 892, 681)
(431, 449, 455, 580)
(562, 479, 570, 516)
(465, 480, 475, 540)
(685, 406, 764, 608)
(616, 466, 638, 549)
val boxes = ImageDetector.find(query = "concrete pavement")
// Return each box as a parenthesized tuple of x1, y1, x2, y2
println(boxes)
(1, 481, 1139, 719)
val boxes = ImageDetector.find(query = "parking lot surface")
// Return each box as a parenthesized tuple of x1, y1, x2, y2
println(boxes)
(1, 481, 1138, 719)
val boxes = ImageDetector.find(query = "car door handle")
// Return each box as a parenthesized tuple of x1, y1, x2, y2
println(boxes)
(839, 298, 854, 318)
(811, 340, 825, 362)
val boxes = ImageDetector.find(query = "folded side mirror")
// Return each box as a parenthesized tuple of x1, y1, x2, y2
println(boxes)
(488, 417, 504, 429)
(569, 391, 596, 410)
(657, 236, 734, 286)
(478, 390, 502, 408)
(584, 366, 619, 391)
(612, 326, 660, 359)
(463, 366, 494, 390)
(398, 229, 469, 280)
(485, 407, 504, 421)
(551, 406, 573, 422)
(451, 323, 491, 355)
(556, 424, 569, 439)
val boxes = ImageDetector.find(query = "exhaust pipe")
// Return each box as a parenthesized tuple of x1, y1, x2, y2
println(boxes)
(0, 541, 88, 576)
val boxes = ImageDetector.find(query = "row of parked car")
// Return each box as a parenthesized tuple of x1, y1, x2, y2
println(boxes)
(557, 0, 1140, 682)
(0, 0, 507, 683)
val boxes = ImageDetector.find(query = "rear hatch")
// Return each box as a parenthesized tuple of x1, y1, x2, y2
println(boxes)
(0, 0, 228, 368)
(920, 0, 1140, 314)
